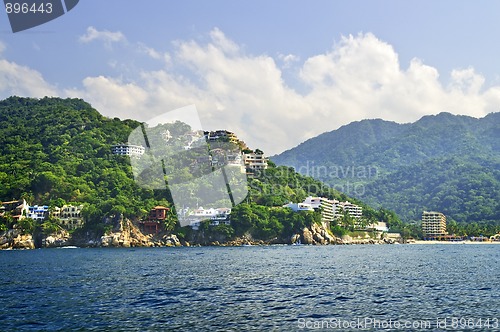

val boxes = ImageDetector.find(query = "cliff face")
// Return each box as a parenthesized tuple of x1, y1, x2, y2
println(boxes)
(294, 222, 340, 245)
(42, 229, 71, 248)
(0, 218, 398, 250)
(73, 218, 186, 248)
(0, 229, 35, 249)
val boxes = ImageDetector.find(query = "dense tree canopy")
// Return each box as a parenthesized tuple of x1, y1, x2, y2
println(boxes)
(0, 96, 404, 240)
(273, 112, 500, 226)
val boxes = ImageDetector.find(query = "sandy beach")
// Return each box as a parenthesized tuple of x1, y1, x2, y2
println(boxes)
(412, 240, 500, 245)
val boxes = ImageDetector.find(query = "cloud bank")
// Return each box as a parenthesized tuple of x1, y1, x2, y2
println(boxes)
(2, 28, 500, 154)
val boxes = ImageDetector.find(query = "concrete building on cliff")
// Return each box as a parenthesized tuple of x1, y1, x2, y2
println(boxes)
(51, 205, 85, 230)
(139, 206, 170, 235)
(0, 199, 29, 221)
(243, 151, 268, 174)
(28, 205, 49, 221)
(111, 143, 145, 156)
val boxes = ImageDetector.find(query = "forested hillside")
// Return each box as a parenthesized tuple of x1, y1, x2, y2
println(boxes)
(0, 96, 167, 225)
(272, 112, 500, 225)
(0, 96, 398, 242)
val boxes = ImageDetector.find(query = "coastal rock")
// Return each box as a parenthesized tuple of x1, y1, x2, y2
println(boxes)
(164, 234, 181, 247)
(341, 235, 353, 244)
(302, 227, 314, 245)
(0, 229, 20, 249)
(313, 233, 325, 245)
(98, 219, 162, 248)
(323, 231, 336, 244)
(100, 235, 113, 247)
(290, 234, 301, 244)
(12, 234, 35, 249)
(42, 230, 71, 248)
(164, 234, 182, 247)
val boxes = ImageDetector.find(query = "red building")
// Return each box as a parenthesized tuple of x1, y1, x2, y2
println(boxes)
(149, 206, 169, 220)
(140, 206, 169, 235)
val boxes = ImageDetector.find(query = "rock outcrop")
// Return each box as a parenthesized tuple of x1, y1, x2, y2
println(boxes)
(302, 227, 314, 244)
(42, 230, 71, 248)
(0, 229, 35, 249)
(295, 223, 340, 245)
(12, 233, 35, 249)
(100, 219, 158, 248)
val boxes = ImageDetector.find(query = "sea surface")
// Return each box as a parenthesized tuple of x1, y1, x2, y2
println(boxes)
(1, 245, 500, 331)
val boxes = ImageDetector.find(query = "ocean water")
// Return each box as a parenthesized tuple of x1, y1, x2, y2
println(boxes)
(1, 245, 499, 331)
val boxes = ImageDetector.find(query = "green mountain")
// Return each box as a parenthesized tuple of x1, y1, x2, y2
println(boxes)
(272, 112, 500, 224)
(0, 96, 398, 243)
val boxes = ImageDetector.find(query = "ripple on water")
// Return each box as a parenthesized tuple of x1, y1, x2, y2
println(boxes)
(0, 245, 499, 330)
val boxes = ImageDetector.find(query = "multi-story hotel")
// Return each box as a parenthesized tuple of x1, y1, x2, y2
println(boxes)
(0, 199, 29, 221)
(204, 130, 239, 144)
(111, 144, 145, 156)
(28, 205, 49, 221)
(243, 151, 268, 173)
(337, 201, 363, 219)
(51, 204, 85, 230)
(303, 196, 337, 225)
(422, 211, 447, 238)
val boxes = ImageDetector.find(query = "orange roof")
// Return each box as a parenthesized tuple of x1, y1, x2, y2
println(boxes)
(153, 206, 169, 210)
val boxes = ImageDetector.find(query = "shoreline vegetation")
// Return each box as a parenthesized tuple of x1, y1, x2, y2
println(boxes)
(2, 217, 500, 250)
(1, 97, 499, 251)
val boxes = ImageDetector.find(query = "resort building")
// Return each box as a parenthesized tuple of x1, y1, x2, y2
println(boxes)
(283, 202, 314, 212)
(187, 207, 232, 230)
(422, 211, 447, 238)
(366, 222, 389, 233)
(140, 206, 169, 235)
(337, 201, 363, 219)
(28, 205, 49, 221)
(243, 151, 268, 173)
(111, 144, 145, 156)
(52, 205, 85, 230)
(0, 199, 29, 221)
(204, 130, 239, 144)
(304, 196, 338, 225)
(284, 196, 340, 227)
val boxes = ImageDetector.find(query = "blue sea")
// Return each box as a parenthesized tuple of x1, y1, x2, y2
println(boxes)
(1, 245, 500, 331)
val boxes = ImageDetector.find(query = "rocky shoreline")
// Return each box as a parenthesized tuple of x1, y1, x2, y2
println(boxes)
(0, 218, 402, 250)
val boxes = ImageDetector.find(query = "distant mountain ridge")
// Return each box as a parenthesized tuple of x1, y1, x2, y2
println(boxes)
(272, 112, 500, 223)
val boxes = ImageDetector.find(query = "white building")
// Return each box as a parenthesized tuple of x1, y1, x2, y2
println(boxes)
(422, 211, 447, 237)
(368, 222, 389, 232)
(243, 152, 268, 173)
(337, 201, 363, 219)
(28, 205, 49, 221)
(303, 196, 339, 225)
(52, 205, 85, 230)
(1, 199, 30, 221)
(283, 202, 314, 212)
(284, 196, 339, 227)
(187, 207, 232, 229)
(111, 144, 145, 156)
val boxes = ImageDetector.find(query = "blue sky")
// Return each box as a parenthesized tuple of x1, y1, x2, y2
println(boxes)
(1, 0, 500, 154)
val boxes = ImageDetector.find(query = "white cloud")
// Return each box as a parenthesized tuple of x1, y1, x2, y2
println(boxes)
(0, 59, 57, 97)
(65, 76, 149, 120)
(278, 53, 300, 68)
(79, 26, 126, 48)
(4, 30, 500, 154)
(69, 30, 500, 154)
(137, 43, 161, 60)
